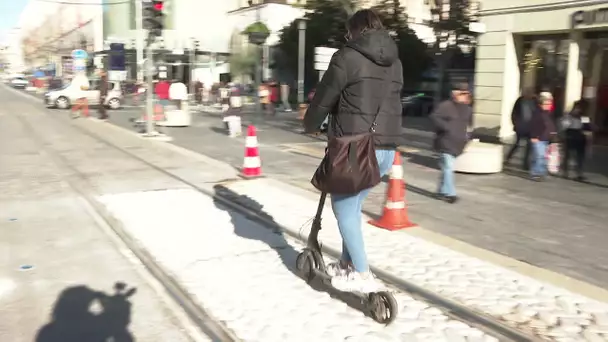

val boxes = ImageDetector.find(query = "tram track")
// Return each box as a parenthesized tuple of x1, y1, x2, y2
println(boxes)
(10, 85, 539, 341)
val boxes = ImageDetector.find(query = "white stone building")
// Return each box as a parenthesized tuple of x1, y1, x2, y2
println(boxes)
(17, 0, 103, 76)
(474, 0, 608, 144)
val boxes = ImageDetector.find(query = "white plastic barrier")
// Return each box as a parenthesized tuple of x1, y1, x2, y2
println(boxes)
(454, 140, 503, 174)
(157, 102, 191, 127)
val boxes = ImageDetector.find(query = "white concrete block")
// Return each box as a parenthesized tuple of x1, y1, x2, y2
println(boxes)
(454, 141, 503, 174)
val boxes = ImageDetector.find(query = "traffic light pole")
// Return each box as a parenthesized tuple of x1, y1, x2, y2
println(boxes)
(145, 43, 156, 137)
(135, 0, 144, 83)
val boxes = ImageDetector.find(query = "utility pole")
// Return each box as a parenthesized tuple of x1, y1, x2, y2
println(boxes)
(189, 38, 196, 98)
(135, 0, 144, 83)
(142, 0, 165, 137)
(145, 44, 156, 136)
(297, 19, 306, 106)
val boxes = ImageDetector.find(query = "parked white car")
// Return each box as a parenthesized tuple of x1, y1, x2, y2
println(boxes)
(44, 79, 123, 110)
(10, 77, 29, 89)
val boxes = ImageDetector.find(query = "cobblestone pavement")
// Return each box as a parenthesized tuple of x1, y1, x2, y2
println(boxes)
(99, 188, 496, 342)
(103, 108, 608, 291)
(220, 178, 608, 341)
(0, 92, 201, 342)
(4, 87, 498, 341)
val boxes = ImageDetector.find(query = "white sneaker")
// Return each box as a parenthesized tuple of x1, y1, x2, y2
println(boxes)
(326, 262, 352, 277)
(331, 271, 385, 293)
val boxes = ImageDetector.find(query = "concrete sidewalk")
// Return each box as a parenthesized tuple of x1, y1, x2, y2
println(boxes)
(217, 177, 608, 340)
(0, 104, 200, 342)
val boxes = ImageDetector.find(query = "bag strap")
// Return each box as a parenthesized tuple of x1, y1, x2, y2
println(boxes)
(369, 78, 390, 133)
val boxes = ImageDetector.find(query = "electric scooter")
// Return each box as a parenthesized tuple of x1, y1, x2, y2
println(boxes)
(295, 192, 398, 324)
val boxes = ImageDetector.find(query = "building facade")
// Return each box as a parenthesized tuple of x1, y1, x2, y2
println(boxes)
(474, 0, 608, 145)
(1, 28, 24, 73)
(18, 0, 103, 76)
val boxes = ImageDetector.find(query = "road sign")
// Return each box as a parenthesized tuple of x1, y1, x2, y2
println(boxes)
(71, 49, 88, 60)
(314, 46, 338, 71)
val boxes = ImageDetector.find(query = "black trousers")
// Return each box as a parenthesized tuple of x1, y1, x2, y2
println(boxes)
(563, 131, 587, 177)
(505, 133, 531, 170)
(98, 96, 108, 119)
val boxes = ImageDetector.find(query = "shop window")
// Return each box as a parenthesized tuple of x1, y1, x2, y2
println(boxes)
(520, 35, 569, 117)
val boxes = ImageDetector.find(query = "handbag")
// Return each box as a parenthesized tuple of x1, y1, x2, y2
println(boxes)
(546, 143, 561, 174)
(311, 85, 387, 195)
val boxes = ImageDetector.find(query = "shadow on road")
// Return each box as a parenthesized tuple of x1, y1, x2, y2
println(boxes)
(211, 184, 375, 318)
(35, 282, 136, 342)
(380, 174, 439, 201)
(401, 152, 439, 170)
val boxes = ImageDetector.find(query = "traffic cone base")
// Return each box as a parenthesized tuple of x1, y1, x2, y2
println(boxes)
(369, 153, 416, 231)
(368, 212, 417, 231)
(240, 125, 263, 178)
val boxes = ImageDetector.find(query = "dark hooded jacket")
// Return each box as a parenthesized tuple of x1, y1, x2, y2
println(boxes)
(304, 29, 403, 149)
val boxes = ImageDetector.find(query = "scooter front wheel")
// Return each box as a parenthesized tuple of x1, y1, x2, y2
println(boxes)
(368, 291, 398, 324)
(296, 249, 315, 283)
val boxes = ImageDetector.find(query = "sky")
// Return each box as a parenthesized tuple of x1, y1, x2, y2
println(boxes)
(0, 0, 30, 42)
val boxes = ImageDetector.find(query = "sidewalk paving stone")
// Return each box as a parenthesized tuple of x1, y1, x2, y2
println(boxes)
(0, 102, 201, 342)
(99, 188, 495, 342)
(219, 177, 608, 341)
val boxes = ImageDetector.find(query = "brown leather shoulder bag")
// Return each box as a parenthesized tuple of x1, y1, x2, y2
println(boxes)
(311, 89, 387, 194)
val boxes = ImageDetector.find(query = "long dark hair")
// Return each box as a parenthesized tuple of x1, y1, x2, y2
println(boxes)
(346, 9, 384, 40)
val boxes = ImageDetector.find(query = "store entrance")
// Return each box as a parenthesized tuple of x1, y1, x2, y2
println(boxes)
(581, 34, 608, 146)
(520, 35, 569, 118)
(592, 49, 608, 145)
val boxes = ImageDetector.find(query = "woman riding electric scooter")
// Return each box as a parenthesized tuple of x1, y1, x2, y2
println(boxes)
(304, 9, 403, 294)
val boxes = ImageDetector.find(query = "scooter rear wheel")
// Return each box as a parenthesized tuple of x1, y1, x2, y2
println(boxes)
(368, 291, 398, 324)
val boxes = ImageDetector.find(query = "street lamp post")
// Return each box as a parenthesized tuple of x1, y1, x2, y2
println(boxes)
(189, 38, 199, 98)
(135, 0, 144, 83)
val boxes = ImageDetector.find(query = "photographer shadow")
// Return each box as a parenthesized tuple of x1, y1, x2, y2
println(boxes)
(35, 282, 136, 342)
(212, 184, 375, 318)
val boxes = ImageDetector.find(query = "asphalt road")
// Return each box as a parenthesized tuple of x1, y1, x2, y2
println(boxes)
(26, 95, 608, 289)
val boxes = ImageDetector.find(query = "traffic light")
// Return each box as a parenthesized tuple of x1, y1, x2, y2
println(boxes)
(143, 0, 164, 44)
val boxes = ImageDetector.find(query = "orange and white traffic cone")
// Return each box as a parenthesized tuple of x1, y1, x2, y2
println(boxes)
(368, 153, 416, 231)
(240, 125, 263, 178)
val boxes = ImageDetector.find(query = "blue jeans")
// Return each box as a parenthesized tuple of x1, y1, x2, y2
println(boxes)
(330, 149, 395, 273)
(531, 141, 548, 176)
(438, 153, 456, 196)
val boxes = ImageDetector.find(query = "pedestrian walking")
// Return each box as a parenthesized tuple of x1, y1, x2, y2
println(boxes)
(560, 99, 593, 181)
(98, 71, 109, 120)
(223, 83, 243, 137)
(529, 93, 558, 182)
(194, 80, 203, 104)
(430, 81, 473, 204)
(304, 9, 403, 293)
(280, 82, 292, 112)
(505, 88, 537, 170)
(154, 79, 170, 112)
(71, 73, 90, 119)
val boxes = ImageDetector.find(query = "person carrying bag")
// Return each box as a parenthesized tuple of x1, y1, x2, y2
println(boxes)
(303, 9, 403, 294)
(310, 95, 385, 194)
